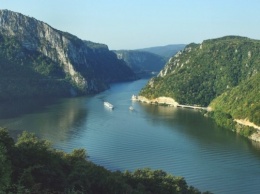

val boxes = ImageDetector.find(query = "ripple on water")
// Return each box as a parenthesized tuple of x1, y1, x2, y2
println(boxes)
(2, 79, 260, 194)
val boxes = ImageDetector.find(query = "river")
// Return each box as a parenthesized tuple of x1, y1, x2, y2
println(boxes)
(1, 79, 260, 193)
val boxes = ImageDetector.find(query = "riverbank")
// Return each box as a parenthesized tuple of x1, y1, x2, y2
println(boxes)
(235, 119, 260, 143)
(2, 78, 260, 194)
(132, 95, 179, 106)
(132, 95, 211, 111)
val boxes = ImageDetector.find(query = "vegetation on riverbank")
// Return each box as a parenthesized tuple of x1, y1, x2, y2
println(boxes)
(140, 36, 260, 139)
(210, 73, 260, 126)
(208, 73, 260, 137)
(0, 128, 210, 194)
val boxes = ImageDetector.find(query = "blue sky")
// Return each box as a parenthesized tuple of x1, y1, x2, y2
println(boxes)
(1, 0, 260, 50)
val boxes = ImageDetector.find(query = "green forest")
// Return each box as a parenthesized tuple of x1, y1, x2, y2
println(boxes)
(140, 36, 260, 106)
(208, 73, 260, 137)
(0, 128, 210, 194)
(140, 36, 260, 137)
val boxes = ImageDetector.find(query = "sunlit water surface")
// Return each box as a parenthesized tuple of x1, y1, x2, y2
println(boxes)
(1, 79, 260, 194)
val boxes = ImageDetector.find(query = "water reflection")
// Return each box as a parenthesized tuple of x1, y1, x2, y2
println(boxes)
(1, 79, 260, 194)
(0, 97, 88, 143)
(0, 99, 57, 119)
(139, 103, 260, 158)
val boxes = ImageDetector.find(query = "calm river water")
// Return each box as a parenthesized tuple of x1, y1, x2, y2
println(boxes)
(1, 79, 260, 193)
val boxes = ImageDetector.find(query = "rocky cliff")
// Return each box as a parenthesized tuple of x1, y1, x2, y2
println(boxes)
(0, 9, 136, 99)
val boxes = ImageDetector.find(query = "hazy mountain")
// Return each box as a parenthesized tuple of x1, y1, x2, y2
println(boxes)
(113, 44, 186, 78)
(0, 9, 136, 100)
(114, 50, 166, 76)
(137, 44, 186, 59)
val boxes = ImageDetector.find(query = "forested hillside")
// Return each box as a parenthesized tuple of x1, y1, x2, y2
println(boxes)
(0, 34, 74, 101)
(140, 36, 260, 138)
(140, 36, 260, 106)
(0, 9, 136, 101)
(208, 73, 260, 137)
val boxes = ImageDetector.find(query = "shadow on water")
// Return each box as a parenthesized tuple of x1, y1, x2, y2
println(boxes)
(0, 97, 88, 143)
(0, 98, 58, 119)
(1, 79, 260, 193)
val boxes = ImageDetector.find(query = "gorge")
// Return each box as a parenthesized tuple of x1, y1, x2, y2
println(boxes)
(1, 8, 260, 194)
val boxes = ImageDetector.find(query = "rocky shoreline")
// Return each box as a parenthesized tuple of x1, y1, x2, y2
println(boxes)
(132, 95, 210, 111)
(132, 95, 179, 107)
(235, 119, 260, 143)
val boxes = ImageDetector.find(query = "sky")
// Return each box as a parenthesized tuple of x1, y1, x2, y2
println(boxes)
(1, 0, 260, 50)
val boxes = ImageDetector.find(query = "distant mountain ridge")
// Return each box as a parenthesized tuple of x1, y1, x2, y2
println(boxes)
(114, 50, 166, 76)
(137, 44, 186, 59)
(113, 45, 185, 77)
(140, 36, 260, 140)
(0, 9, 136, 100)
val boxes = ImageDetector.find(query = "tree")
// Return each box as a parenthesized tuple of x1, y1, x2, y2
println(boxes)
(0, 143, 12, 192)
(0, 127, 14, 153)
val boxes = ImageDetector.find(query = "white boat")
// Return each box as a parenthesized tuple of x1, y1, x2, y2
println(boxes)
(104, 101, 114, 109)
(129, 106, 134, 111)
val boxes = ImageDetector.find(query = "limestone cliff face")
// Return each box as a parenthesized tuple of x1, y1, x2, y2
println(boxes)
(0, 9, 135, 94)
(158, 46, 191, 78)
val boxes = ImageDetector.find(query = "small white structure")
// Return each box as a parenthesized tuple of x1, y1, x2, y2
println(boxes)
(104, 102, 114, 109)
